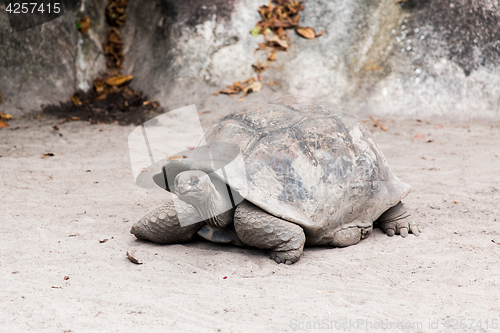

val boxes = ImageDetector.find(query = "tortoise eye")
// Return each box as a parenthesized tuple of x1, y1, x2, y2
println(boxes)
(190, 177, 199, 186)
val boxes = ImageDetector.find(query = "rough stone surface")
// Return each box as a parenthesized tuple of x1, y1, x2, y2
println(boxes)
(0, 0, 106, 117)
(1, 0, 499, 119)
(0, 4, 77, 117)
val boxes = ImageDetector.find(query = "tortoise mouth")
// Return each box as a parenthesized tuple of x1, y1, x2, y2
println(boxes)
(177, 188, 198, 195)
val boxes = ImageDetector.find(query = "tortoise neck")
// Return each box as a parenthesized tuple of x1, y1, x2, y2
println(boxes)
(195, 177, 234, 228)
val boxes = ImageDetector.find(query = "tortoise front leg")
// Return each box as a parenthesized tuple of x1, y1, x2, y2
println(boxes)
(234, 201, 306, 264)
(131, 199, 204, 244)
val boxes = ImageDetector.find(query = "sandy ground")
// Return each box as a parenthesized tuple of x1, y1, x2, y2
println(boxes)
(1, 111, 499, 333)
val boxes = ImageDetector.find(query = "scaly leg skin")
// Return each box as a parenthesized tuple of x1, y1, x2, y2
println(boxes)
(131, 199, 204, 244)
(376, 201, 420, 238)
(234, 201, 306, 264)
(328, 225, 373, 247)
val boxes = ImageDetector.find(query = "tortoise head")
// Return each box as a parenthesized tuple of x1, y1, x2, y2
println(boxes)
(174, 170, 214, 206)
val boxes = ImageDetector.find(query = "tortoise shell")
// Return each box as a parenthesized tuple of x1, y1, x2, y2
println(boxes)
(161, 95, 410, 240)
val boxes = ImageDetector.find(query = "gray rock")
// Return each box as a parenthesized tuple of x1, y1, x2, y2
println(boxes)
(1, 0, 499, 119)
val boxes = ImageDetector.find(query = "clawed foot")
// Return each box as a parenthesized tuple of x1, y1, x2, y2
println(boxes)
(270, 249, 302, 265)
(377, 201, 420, 238)
(379, 218, 420, 238)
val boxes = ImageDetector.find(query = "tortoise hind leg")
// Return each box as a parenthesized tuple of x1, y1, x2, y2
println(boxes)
(376, 201, 420, 237)
(234, 201, 305, 264)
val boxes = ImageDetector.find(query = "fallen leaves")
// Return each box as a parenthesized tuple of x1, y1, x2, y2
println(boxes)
(252, 0, 325, 48)
(48, 0, 156, 126)
(103, 28, 124, 68)
(42, 153, 55, 158)
(0, 121, 8, 128)
(77, 16, 91, 35)
(106, 0, 128, 27)
(126, 250, 143, 264)
(219, 78, 262, 96)
(254, 0, 304, 36)
(217, 1, 325, 98)
(369, 115, 388, 131)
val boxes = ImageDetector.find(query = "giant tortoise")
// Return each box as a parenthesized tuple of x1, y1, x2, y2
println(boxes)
(131, 95, 419, 264)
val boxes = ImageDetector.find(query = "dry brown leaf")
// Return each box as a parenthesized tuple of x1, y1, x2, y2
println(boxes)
(413, 133, 425, 141)
(233, 81, 245, 91)
(243, 81, 263, 95)
(70, 95, 82, 106)
(0, 120, 8, 128)
(364, 64, 382, 71)
(93, 78, 105, 94)
(167, 154, 188, 161)
(252, 62, 266, 73)
(106, 75, 133, 86)
(0, 112, 13, 120)
(296, 26, 325, 39)
(268, 52, 276, 61)
(368, 115, 388, 131)
(266, 35, 289, 49)
(126, 250, 143, 265)
(42, 153, 55, 158)
(219, 88, 240, 95)
(64, 276, 70, 280)
(78, 16, 91, 35)
(99, 238, 108, 243)
(296, 26, 316, 39)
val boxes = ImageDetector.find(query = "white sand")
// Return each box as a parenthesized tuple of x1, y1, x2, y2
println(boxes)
(1, 114, 499, 332)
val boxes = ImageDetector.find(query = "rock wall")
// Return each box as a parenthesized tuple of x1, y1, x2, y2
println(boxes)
(1, 0, 499, 120)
